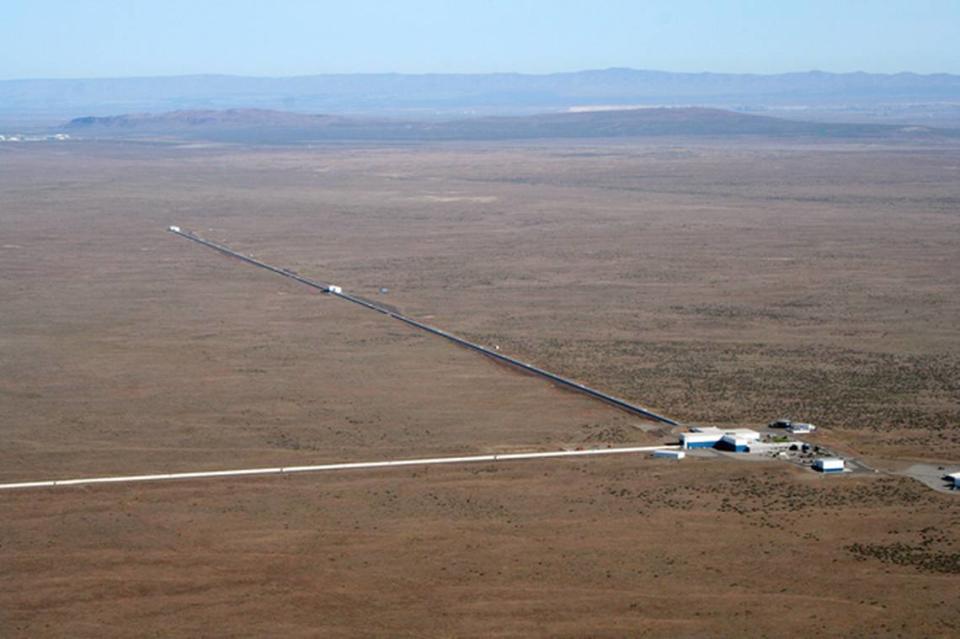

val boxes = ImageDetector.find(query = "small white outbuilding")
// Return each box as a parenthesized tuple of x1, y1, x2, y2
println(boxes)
(168, 225, 181, 233)
(327, 285, 343, 294)
(788, 422, 817, 434)
(813, 457, 845, 473)
(653, 450, 685, 460)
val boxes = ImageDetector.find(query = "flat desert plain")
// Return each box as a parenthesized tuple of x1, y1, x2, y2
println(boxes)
(1, 138, 959, 637)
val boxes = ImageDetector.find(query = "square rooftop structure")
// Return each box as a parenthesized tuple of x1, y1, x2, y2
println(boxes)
(813, 458, 845, 473)
(727, 429, 761, 441)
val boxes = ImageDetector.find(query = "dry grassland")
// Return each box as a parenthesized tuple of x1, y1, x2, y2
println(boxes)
(1, 139, 958, 636)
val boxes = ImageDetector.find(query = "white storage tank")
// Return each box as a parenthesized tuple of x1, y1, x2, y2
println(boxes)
(813, 457, 845, 473)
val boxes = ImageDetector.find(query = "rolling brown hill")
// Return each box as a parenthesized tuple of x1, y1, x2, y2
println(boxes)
(62, 106, 953, 143)
(8, 68, 960, 123)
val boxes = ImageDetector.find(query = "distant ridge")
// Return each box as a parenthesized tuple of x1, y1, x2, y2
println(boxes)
(67, 109, 348, 129)
(62, 106, 953, 143)
(5, 68, 960, 124)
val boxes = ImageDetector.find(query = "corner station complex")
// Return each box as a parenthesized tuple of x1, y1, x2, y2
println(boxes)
(679, 427, 762, 453)
(678, 427, 847, 473)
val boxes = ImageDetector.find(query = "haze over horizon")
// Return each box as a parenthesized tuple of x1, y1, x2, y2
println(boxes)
(4, 0, 960, 80)
(5, 67, 960, 83)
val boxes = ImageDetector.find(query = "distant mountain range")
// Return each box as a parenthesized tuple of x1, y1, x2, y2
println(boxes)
(4, 68, 960, 125)
(62, 107, 954, 143)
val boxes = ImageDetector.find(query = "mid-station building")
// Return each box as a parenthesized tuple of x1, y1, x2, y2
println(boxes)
(813, 457, 845, 473)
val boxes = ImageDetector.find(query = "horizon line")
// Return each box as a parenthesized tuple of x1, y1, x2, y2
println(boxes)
(3, 66, 959, 83)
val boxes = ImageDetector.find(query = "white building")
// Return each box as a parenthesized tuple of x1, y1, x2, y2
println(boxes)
(725, 428, 761, 442)
(680, 431, 724, 449)
(719, 434, 751, 452)
(653, 450, 685, 460)
(327, 285, 343, 294)
(688, 426, 760, 440)
(788, 422, 817, 434)
(680, 428, 760, 451)
(813, 458, 845, 473)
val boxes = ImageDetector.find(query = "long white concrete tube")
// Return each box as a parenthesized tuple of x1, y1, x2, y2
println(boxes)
(0, 445, 679, 491)
(166, 227, 679, 426)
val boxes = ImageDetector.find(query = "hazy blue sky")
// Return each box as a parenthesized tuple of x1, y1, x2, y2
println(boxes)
(4, 0, 959, 79)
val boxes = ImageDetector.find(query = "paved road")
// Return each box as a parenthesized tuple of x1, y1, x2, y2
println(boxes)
(889, 463, 959, 494)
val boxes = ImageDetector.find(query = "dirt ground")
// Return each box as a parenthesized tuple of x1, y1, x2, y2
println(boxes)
(1, 139, 959, 636)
